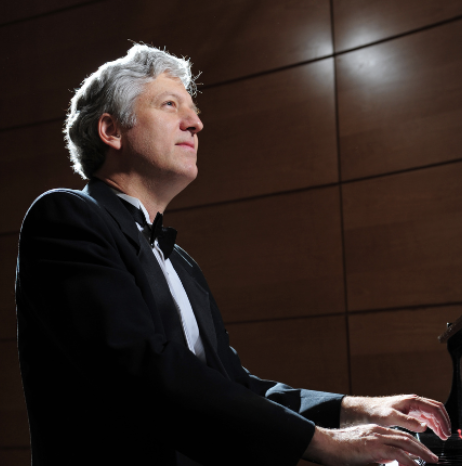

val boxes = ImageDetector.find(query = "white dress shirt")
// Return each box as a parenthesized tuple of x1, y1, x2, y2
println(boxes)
(115, 192, 206, 363)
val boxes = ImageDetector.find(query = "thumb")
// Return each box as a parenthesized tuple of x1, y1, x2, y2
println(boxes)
(392, 411, 426, 433)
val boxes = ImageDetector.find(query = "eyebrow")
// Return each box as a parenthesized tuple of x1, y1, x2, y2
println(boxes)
(155, 91, 199, 114)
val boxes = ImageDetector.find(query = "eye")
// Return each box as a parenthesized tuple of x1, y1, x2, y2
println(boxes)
(163, 100, 176, 109)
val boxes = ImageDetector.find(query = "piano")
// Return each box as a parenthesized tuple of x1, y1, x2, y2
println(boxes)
(417, 317, 462, 465)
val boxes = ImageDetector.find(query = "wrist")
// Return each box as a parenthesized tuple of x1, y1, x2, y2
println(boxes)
(303, 426, 331, 464)
(340, 396, 369, 427)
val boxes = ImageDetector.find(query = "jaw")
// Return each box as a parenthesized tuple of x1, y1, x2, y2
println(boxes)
(142, 158, 198, 205)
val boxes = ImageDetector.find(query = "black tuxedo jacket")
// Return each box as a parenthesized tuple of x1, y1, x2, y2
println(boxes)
(16, 178, 344, 466)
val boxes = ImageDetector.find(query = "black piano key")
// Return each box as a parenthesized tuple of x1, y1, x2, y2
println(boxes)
(420, 431, 462, 465)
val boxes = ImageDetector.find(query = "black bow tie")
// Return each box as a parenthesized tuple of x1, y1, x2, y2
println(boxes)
(119, 198, 177, 259)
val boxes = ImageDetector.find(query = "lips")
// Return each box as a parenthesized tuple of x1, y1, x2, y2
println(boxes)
(176, 141, 195, 150)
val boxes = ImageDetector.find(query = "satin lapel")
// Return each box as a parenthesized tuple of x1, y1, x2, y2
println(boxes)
(83, 178, 140, 251)
(83, 178, 185, 346)
(136, 232, 186, 346)
(170, 254, 231, 379)
(169, 252, 217, 352)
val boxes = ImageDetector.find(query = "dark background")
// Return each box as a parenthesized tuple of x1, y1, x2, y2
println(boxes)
(1, 1, 462, 464)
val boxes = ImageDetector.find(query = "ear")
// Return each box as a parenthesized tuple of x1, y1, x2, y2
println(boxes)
(98, 113, 122, 150)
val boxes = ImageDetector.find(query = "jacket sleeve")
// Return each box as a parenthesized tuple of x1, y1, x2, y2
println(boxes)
(247, 374, 344, 428)
(223, 343, 345, 428)
(16, 190, 315, 466)
(176, 246, 346, 430)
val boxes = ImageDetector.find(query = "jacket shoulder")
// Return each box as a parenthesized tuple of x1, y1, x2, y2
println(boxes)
(26, 188, 98, 213)
(21, 187, 110, 238)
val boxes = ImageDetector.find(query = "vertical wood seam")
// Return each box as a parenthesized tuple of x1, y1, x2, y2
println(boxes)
(330, 0, 353, 395)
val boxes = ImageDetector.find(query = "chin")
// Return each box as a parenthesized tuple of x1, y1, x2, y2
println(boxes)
(182, 163, 198, 181)
(184, 170, 198, 186)
(171, 165, 198, 186)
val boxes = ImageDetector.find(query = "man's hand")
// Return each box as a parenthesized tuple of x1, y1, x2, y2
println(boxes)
(303, 424, 439, 466)
(340, 394, 451, 440)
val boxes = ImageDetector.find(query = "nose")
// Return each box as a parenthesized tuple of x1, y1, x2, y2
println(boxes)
(181, 107, 204, 135)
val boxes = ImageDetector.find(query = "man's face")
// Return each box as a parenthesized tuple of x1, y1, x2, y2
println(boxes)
(121, 72, 203, 186)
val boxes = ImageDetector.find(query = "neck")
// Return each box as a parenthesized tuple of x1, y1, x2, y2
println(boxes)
(95, 174, 172, 223)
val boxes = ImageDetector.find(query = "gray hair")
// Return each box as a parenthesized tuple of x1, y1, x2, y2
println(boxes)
(64, 43, 198, 179)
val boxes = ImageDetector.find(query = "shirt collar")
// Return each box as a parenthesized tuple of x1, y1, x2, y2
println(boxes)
(110, 188, 152, 226)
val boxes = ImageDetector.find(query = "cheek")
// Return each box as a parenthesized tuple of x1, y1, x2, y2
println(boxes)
(126, 115, 176, 160)
(130, 126, 161, 155)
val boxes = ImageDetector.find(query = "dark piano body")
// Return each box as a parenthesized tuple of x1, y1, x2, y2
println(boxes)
(419, 320, 462, 465)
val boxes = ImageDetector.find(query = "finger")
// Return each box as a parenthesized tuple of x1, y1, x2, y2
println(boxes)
(418, 397, 451, 428)
(415, 397, 451, 428)
(388, 410, 427, 433)
(372, 445, 414, 466)
(392, 448, 425, 466)
(398, 399, 449, 439)
(410, 410, 448, 440)
(410, 399, 450, 435)
(382, 433, 439, 464)
(407, 397, 451, 438)
(418, 411, 448, 440)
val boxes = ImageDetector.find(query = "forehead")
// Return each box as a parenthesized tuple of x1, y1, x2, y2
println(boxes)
(140, 73, 191, 103)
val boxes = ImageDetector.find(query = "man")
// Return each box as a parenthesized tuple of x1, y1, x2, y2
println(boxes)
(16, 43, 450, 466)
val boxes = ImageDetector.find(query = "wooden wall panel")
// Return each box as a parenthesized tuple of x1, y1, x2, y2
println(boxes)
(0, 121, 84, 234)
(0, 0, 332, 130)
(0, 0, 93, 25)
(227, 315, 349, 394)
(333, 0, 462, 51)
(337, 21, 462, 180)
(349, 305, 462, 401)
(0, 449, 30, 466)
(0, 235, 20, 340)
(175, 0, 333, 84)
(168, 187, 345, 323)
(171, 59, 337, 209)
(4, 2, 462, 463)
(0, 59, 337, 219)
(0, 2, 109, 131)
(343, 163, 462, 311)
(0, 341, 29, 448)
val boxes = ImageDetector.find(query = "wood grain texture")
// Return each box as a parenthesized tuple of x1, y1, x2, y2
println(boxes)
(333, 0, 462, 51)
(0, 0, 332, 129)
(0, 449, 30, 466)
(1, 59, 338, 217)
(0, 0, 94, 25)
(349, 305, 462, 401)
(171, 59, 338, 209)
(227, 314, 349, 394)
(0, 341, 29, 448)
(0, 121, 85, 235)
(337, 21, 462, 180)
(343, 163, 462, 311)
(1, 61, 337, 222)
(0, 234, 20, 340)
(168, 186, 345, 323)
